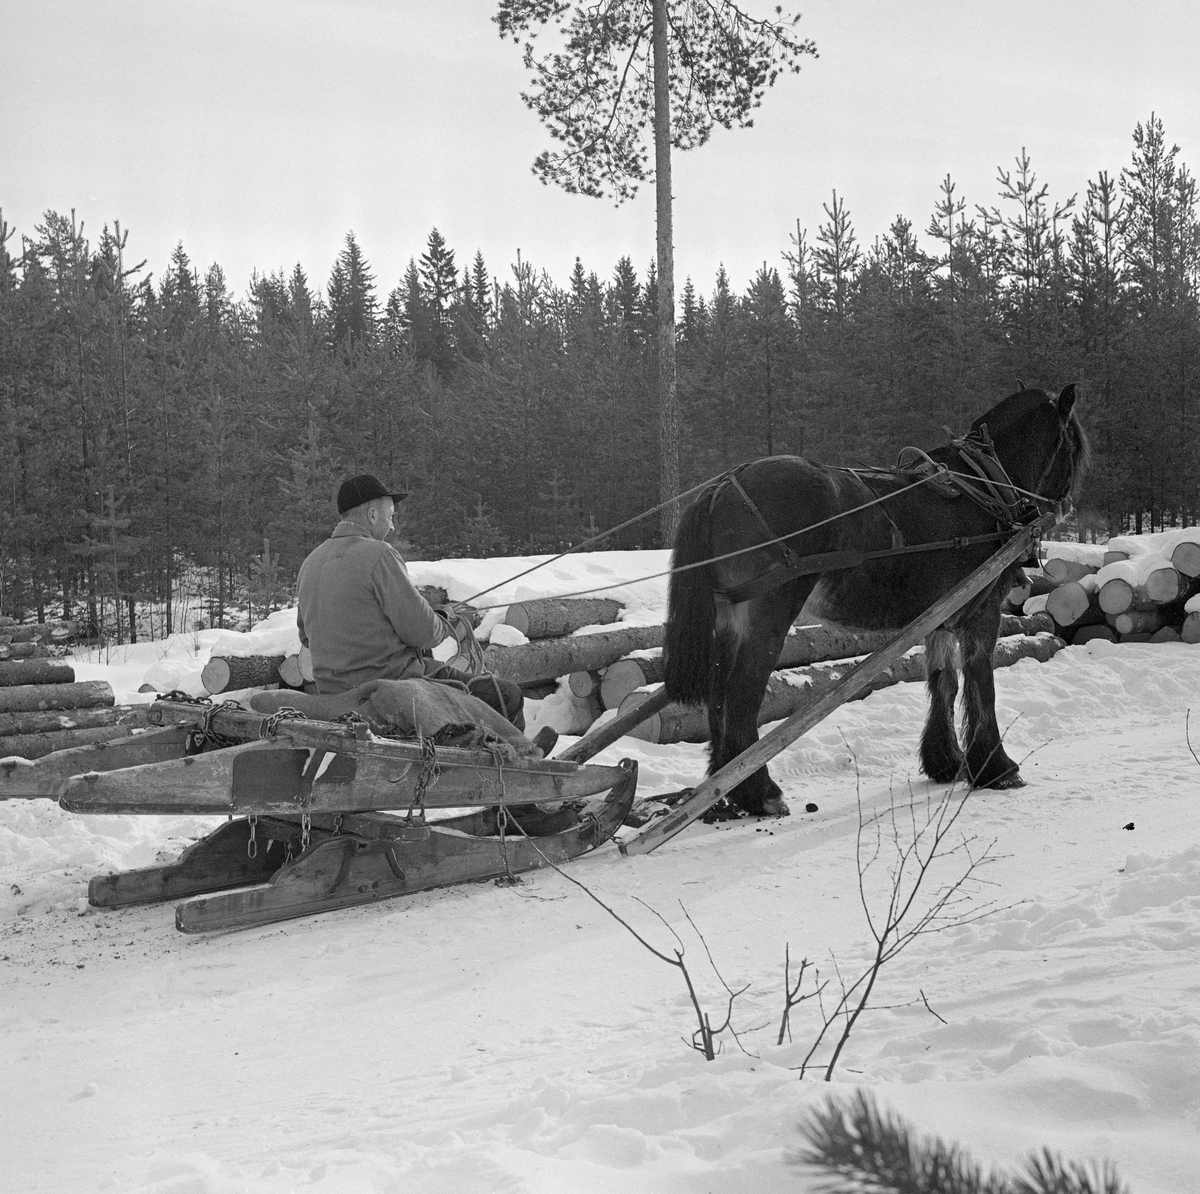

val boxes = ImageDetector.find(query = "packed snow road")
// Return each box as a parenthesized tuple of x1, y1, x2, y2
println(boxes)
(3, 633, 1199, 1192)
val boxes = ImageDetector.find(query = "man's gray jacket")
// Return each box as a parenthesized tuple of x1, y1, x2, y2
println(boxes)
(296, 521, 451, 694)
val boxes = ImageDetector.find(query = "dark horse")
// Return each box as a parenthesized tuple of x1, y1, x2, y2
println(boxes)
(662, 385, 1089, 815)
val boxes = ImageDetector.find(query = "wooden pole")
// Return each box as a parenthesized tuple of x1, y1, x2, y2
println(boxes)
(653, 0, 679, 545)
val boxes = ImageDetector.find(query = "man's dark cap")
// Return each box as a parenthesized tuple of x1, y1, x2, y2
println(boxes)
(337, 473, 408, 515)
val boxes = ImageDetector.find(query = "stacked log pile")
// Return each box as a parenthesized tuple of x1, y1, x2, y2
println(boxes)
(0, 618, 80, 660)
(0, 660, 146, 760)
(480, 598, 1067, 740)
(176, 580, 1089, 744)
(1015, 530, 1200, 646)
(617, 632, 1066, 745)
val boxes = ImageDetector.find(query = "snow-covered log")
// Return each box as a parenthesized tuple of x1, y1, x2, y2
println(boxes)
(0, 660, 75, 688)
(1145, 566, 1188, 604)
(1045, 577, 1103, 628)
(600, 657, 662, 709)
(503, 598, 622, 640)
(622, 633, 1065, 745)
(1042, 542, 1106, 565)
(1072, 624, 1117, 645)
(1096, 554, 1179, 615)
(278, 654, 304, 688)
(1000, 611, 1057, 636)
(2, 620, 79, 644)
(1006, 569, 1054, 610)
(0, 642, 55, 661)
(483, 625, 664, 685)
(567, 670, 601, 698)
(277, 647, 314, 689)
(1171, 537, 1200, 578)
(1042, 558, 1098, 584)
(0, 681, 114, 715)
(533, 690, 602, 736)
(1111, 609, 1163, 636)
(201, 655, 286, 694)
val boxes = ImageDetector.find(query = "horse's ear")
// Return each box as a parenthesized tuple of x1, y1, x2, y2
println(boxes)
(1016, 378, 1026, 392)
(1055, 383, 1077, 419)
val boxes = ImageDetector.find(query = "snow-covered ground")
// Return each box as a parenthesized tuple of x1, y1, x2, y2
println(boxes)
(2, 549, 1199, 1193)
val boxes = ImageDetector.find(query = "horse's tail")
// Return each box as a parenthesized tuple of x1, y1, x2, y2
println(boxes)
(664, 487, 718, 707)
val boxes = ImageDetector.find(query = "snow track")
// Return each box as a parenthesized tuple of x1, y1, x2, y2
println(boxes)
(3, 599, 1200, 1191)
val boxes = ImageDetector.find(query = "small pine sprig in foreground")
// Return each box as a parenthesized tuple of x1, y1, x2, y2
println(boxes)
(796, 1091, 1130, 1194)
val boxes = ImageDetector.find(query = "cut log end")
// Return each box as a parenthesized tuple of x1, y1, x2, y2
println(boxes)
(1171, 541, 1200, 579)
(202, 655, 287, 695)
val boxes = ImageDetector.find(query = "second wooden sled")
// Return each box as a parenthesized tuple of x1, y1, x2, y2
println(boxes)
(35, 698, 637, 933)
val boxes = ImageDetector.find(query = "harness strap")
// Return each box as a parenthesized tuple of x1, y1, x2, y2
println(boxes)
(718, 530, 1010, 604)
(724, 468, 805, 571)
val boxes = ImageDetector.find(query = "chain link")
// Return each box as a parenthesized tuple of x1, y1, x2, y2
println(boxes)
(246, 813, 258, 859)
(259, 707, 307, 738)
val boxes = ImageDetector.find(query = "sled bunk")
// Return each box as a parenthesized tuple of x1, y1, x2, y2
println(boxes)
(2, 700, 636, 933)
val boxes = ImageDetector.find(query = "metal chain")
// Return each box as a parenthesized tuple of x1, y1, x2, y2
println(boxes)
(405, 734, 439, 824)
(246, 813, 258, 859)
(301, 812, 311, 854)
(259, 707, 306, 739)
(494, 763, 521, 887)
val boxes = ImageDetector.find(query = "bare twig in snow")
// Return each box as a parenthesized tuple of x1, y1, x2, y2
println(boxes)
(791, 734, 1011, 1081)
(506, 811, 747, 1060)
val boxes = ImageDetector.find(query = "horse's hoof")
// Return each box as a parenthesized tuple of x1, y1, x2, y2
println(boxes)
(984, 772, 1025, 790)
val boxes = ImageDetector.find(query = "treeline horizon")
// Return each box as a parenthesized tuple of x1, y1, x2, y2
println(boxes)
(1, 114, 1199, 638)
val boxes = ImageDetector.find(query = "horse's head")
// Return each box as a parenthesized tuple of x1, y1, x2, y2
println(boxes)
(969, 384, 1090, 514)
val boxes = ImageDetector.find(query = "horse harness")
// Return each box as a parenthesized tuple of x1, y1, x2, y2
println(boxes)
(714, 427, 1047, 605)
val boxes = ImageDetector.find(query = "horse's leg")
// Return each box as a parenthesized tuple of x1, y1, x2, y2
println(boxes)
(919, 629, 963, 784)
(959, 612, 1024, 789)
(708, 586, 810, 816)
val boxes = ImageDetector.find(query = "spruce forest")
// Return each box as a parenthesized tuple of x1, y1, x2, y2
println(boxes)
(2, 115, 1198, 639)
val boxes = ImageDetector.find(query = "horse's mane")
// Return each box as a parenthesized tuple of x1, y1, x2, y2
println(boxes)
(969, 386, 1091, 500)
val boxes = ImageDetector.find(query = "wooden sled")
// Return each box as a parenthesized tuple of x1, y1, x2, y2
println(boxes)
(91, 768, 636, 933)
(5, 698, 636, 932)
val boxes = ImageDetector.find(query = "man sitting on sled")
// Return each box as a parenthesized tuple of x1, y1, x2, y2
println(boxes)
(291, 473, 555, 756)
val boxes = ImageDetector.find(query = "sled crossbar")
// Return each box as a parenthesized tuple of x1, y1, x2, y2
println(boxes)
(619, 511, 1056, 856)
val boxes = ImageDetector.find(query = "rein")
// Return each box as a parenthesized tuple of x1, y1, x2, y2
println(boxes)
(461, 424, 1066, 611)
(711, 429, 1055, 604)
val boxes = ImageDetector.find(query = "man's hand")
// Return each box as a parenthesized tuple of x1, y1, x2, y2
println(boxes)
(434, 601, 481, 629)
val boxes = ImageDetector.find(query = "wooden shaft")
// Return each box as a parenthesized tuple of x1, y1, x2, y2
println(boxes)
(556, 684, 674, 763)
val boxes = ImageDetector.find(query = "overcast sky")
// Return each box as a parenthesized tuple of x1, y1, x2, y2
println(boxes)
(4, 0, 1199, 302)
